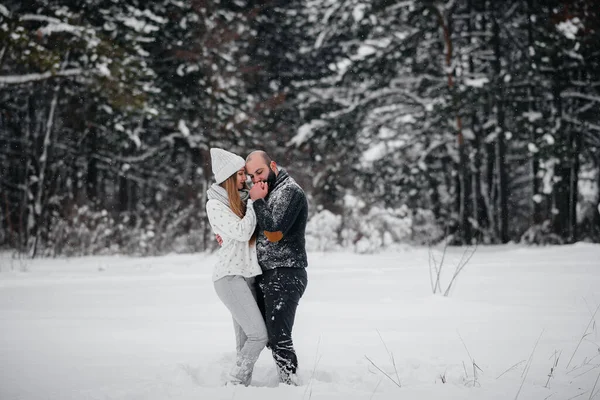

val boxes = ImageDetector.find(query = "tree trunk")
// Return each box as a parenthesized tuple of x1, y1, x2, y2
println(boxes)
(118, 174, 129, 213)
(480, 0, 498, 242)
(567, 127, 581, 242)
(3, 111, 23, 248)
(467, 0, 487, 239)
(492, 5, 509, 243)
(527, 0, 543, 226)
(197, 147, 213, 251)
(29, 85, 60, 258)
(550, 65, 570, 239)
(86, 128, 98, 203)
(433, 2, 470, 243)
(595, 167, 600, 239)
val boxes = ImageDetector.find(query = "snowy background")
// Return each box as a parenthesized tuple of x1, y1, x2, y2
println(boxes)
(2, 1, 599, 259)
(2, 244, 600, 400)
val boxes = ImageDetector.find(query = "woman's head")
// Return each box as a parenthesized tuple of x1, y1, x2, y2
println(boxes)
(210, 148, 246, 185)
(210, 148, 255, 244)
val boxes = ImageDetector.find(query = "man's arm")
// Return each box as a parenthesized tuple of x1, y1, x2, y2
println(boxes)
(253, 187, 305, 242)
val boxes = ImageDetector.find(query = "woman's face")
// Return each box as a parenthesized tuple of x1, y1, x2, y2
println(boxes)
(235, 168, 247, 190)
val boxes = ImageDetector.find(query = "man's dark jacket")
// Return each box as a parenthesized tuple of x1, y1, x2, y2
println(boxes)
(252, 168, 308, 271)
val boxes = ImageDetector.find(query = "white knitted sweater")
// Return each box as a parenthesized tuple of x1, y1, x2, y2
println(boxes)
(206, 199, 262, 282)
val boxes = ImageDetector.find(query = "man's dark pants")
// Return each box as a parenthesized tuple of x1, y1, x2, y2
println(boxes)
(255, 267, 308, 383)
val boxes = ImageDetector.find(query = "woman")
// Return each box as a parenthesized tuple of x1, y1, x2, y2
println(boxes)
(205, 147, 269, 386)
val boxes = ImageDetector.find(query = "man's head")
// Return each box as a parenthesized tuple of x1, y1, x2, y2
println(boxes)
(246, 150, 278, 186)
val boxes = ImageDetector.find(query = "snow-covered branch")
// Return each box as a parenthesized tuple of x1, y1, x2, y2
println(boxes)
(385, 1, 414, 13)
(561, 91, 600, 104)
(39, 22, 86, 36)
(288, 119, 328, 147)
(20, 14, 62, 24)
(418, 139, 452, 165)
(562, 116, 600, 132)
(0, 4, 10, 17)
(0, 69, 83, 84)
(321, 87, 432, 121)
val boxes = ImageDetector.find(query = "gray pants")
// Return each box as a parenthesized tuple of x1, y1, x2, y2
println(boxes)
(214, 275, 268, 386)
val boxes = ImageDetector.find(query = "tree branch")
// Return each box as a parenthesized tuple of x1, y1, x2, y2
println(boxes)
(0, 69, 83, 85)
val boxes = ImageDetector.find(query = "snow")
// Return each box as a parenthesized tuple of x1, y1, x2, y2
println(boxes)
(356, 44, 377, 58)
(361, 140, 406, 166)
(561, 91, 600, 104)
(523, 111, 542, 122)
(38, 22, 85, 36)
(178, 120, 190, 137)
(543, 134, 555, 145)
(1, 244, 600, 400)
(462, 128, 475, 140)
(20, 14, 62, 24)
(306, 210, 342, 252)
(96, 63, 111, 77)
(464, 77, 489, 88)
(527, 143, 539, 153)
(122, 17, 159, 34)
(288, 120, 327, 147)
(378, 126, 396, 139)
(133, 7, 168, 25)
(352, 4, 367, 22)
(361, 142, 387, 164)
(542, 158, 559, 195)
(556, 18, 583, 40)
(0, 68, 82, 84)
(398, 114, 416, 124)
(343, 193, 366, 209)
(0, 4, 10, 17)
(330, 58, 352, 74)
(126, 131, 142, 149)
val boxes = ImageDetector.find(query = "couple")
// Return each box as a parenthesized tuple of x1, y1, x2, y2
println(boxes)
(206, 148, 309, 386)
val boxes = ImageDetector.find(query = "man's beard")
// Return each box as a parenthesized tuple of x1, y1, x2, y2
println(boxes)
(265, 169, 277, 192)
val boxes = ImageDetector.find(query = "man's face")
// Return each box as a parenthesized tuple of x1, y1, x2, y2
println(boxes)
(246, 158, 273, 184)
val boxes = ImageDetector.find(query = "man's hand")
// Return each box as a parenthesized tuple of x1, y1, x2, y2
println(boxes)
(249, 181, 268, 200)
(215, 234, 223, 246)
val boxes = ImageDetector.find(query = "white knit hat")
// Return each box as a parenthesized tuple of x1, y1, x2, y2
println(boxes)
(210, 148, 246, 184)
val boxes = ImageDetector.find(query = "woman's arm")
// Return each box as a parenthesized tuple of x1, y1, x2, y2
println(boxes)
(206, 199, 257, 242)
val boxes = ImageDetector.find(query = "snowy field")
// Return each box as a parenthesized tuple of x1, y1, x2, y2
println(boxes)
(1, 244, 600, 400)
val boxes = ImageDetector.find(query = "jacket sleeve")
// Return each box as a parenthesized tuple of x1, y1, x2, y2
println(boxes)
(253, 186, 305, 242)
(206, 199, 257, 242)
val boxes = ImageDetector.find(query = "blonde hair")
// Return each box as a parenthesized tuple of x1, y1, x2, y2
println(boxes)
(222, 173, 256, 246)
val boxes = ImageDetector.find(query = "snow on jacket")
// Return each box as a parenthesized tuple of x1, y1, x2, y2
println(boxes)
(206, 198, 262, 282)
(253, 168, 308, 271)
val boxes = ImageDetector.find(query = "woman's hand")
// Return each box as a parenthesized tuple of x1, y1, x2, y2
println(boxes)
(249, 182, 268, 200)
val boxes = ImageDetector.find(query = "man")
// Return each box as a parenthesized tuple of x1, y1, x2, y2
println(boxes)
(245, 150, 309, 385)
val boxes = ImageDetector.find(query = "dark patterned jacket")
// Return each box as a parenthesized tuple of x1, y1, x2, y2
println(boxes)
(253, 168, 308, 270)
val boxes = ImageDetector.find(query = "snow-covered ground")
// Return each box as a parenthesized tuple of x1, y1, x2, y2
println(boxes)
(1, 244, 599, 400)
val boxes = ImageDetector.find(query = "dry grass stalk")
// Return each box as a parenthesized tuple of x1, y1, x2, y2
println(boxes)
(303, 336, 322, 400)
(365, 356, 402, 388)
(428, 241, 477, 297)
(515, 329, 544, 400)
(458, 331, 483, 387)
(567, 304, 600, 370)
(588, 370, 600, 400)
(496, 360, 527, 380)
(545, 350, 562, 388)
